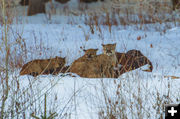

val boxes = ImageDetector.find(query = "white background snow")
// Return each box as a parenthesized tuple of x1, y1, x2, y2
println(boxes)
(0, 0, 180, 119)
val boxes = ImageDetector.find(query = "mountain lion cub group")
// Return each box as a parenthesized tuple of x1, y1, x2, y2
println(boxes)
(20, 43, 153, 78)
(70, 44, 117, 78)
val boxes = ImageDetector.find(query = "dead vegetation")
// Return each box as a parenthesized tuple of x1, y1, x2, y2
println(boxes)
(20, 56, 66, 77)
(0, 0, 179, 119)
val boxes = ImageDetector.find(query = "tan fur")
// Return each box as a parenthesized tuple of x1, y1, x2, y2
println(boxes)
(20, 56, 65, 77)
(70, 54, 113, 78)
(70, 48, 98, 77)
(87, 44, 117, 78)
(70, 44, 117, 78)
(89, 54, 114, 78)
(102, 43, 117, 67)
(55, 65, 70, 74)
(81, 48, 98, 61)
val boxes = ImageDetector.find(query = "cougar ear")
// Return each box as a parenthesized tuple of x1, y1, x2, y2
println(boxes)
(62, 57, 66, 62)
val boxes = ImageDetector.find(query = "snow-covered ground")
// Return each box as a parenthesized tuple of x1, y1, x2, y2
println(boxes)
(0, 3, 180, 119)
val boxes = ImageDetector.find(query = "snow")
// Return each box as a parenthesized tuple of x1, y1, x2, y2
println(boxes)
(0, 3, 180, 119)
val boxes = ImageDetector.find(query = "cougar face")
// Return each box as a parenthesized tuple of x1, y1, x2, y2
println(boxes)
(102, 43, 116, 56)
(83, 49, 98, 59)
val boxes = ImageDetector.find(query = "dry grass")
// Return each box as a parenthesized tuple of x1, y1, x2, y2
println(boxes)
(96, 73, 179, 119)
(0, 0, 180, 119)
